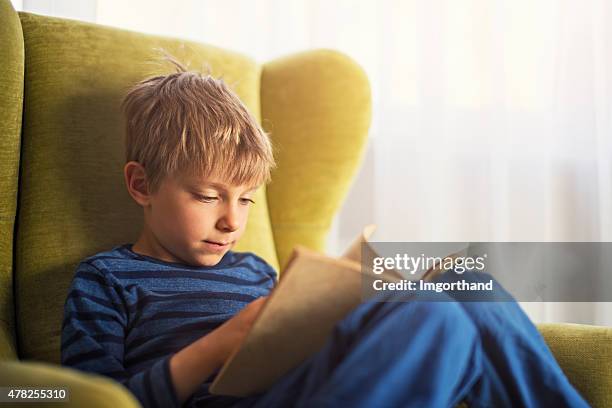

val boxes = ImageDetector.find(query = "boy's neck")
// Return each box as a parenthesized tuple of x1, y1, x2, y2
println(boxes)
(132, 228, 167, 262)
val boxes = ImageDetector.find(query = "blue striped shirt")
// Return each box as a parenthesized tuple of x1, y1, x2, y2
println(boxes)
(61, 243, 277, 407)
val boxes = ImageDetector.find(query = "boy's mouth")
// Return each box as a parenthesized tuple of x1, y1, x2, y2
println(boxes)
(202, 240, 233, 252)
(204, 240, 231, 246)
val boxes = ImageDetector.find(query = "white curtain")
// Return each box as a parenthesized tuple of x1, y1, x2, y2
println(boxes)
(14, 0, 612, 326)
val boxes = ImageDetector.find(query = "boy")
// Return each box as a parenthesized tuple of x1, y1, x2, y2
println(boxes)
(61, 60, 588, 408)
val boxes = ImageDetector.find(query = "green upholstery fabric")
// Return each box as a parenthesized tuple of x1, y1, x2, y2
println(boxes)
(15, 12, 279, 364)
(538, 323, 612, 408)
(0, 0, 23, 361)
(0, 360, 140, 407)
(262, 50, 372, 270)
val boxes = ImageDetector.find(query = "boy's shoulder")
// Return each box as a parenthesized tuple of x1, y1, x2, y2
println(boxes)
(78, 244, 133, 269)
(231, 250, 278, 280)
(72, 244, 136, 285)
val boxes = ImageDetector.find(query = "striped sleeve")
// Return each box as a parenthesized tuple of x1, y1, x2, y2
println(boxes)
(251, 253, 278, 284)
(61, 261, 180, 408)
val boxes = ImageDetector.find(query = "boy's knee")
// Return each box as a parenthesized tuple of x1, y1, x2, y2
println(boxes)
(340, 291, 480, 355)
(367, 299, 482, 363)
(353, 285, 503, 331)
(393, 294, 478, 337)
(411, 297, 471, 324)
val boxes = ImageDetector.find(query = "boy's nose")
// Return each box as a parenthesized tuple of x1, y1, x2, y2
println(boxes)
(217, 205, 240, 232)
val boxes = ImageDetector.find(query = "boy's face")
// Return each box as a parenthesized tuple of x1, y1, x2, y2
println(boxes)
(130, 165, 258, 267)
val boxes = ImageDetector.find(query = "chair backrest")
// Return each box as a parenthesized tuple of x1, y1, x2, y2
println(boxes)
(1, 0, 371, 364)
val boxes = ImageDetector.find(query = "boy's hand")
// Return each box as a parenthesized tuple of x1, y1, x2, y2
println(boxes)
(207, 296, 269, 365)
(170, 296, 269, 403)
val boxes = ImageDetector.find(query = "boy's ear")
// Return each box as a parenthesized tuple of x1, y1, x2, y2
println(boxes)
(124, 161, 151, 207)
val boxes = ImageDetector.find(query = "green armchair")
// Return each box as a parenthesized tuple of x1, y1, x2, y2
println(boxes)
(0, 0, 610, 406)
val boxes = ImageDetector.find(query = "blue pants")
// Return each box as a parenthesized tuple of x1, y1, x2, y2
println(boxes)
(221, 272, 589, 408)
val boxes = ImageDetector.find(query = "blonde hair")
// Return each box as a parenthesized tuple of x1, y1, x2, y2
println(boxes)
(122, 56, 276, 194)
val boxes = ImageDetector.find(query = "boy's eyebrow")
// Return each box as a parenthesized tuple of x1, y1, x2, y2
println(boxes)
(188, 182, 258, 194)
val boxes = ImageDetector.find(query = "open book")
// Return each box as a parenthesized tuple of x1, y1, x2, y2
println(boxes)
(209, 224, 453, 396)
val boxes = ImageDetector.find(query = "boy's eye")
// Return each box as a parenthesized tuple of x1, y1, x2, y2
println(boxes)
(195, 195, 254, 205)
(197, 195, 218, 202)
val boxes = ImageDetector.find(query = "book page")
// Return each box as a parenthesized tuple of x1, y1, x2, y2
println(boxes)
(340, 223, 377, 263)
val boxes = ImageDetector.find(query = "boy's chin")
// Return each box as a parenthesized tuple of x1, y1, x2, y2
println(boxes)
(195, 251, 228, 267)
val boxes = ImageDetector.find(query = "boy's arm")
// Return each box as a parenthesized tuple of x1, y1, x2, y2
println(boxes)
(62, 262, 180, 408)
(62, 261, 268, 407)
(169, 296, 267, 403)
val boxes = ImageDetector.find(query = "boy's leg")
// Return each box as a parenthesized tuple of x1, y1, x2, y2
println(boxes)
(233, 290, 484, 408)
(437, 270, 589, 408)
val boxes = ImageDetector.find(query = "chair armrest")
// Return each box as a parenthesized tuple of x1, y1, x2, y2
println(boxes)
(537, 323, 612, 408)
(0, 360, 140, 407)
